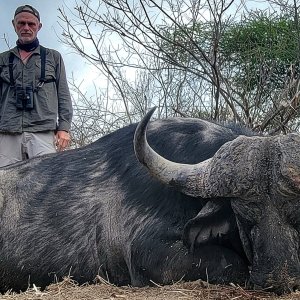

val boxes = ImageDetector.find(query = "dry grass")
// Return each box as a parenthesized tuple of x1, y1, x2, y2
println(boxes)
(1, 277, 300, 300)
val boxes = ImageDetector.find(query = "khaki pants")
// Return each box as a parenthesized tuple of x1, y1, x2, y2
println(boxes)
(0, 131, 56, 167)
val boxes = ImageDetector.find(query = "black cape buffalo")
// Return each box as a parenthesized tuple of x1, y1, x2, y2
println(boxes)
(0, 108, 299, 294)
(134, 107, 300, 294)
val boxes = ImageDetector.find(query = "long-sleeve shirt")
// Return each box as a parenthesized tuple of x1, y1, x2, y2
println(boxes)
(0, 45, 73, 133)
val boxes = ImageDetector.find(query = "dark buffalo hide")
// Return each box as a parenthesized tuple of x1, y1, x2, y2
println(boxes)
(0, 114, 267, 293)
(134, 109, 300, 295)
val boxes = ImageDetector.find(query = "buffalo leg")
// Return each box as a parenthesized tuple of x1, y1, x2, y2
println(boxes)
(129, 242, 248, 286)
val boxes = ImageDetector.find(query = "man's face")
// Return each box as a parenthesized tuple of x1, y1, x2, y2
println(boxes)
(12, 12, 42, 44)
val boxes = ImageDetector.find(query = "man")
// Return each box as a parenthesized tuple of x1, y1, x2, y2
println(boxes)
(0, 5, 73, 167)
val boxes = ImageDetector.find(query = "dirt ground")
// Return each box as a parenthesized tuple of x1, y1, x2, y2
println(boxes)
(1, 278, 300, 300)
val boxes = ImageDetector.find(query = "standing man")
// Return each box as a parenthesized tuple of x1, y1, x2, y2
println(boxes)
(0, 5, 73, 167)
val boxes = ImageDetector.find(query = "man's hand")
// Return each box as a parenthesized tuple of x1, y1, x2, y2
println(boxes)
(55, 130, 71, 151)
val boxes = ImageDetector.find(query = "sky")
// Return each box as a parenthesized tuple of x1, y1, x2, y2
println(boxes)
(0, 0, 99, 91)
(0, 0, 272, 98)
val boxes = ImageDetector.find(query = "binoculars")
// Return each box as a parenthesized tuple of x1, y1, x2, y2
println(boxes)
(15, 85, 34, 110)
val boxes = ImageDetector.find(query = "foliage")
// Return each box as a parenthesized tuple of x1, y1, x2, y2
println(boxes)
(221, 13, 299, 90)
(58, 0, 300, 146)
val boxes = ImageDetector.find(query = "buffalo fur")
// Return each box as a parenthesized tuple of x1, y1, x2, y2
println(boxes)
(0, 117, 253, 292)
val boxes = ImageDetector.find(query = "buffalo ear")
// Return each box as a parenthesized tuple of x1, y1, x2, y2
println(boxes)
(183, 200, 241, 254)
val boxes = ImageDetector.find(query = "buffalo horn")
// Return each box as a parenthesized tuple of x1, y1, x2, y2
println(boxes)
(134, 107, 219, 198)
